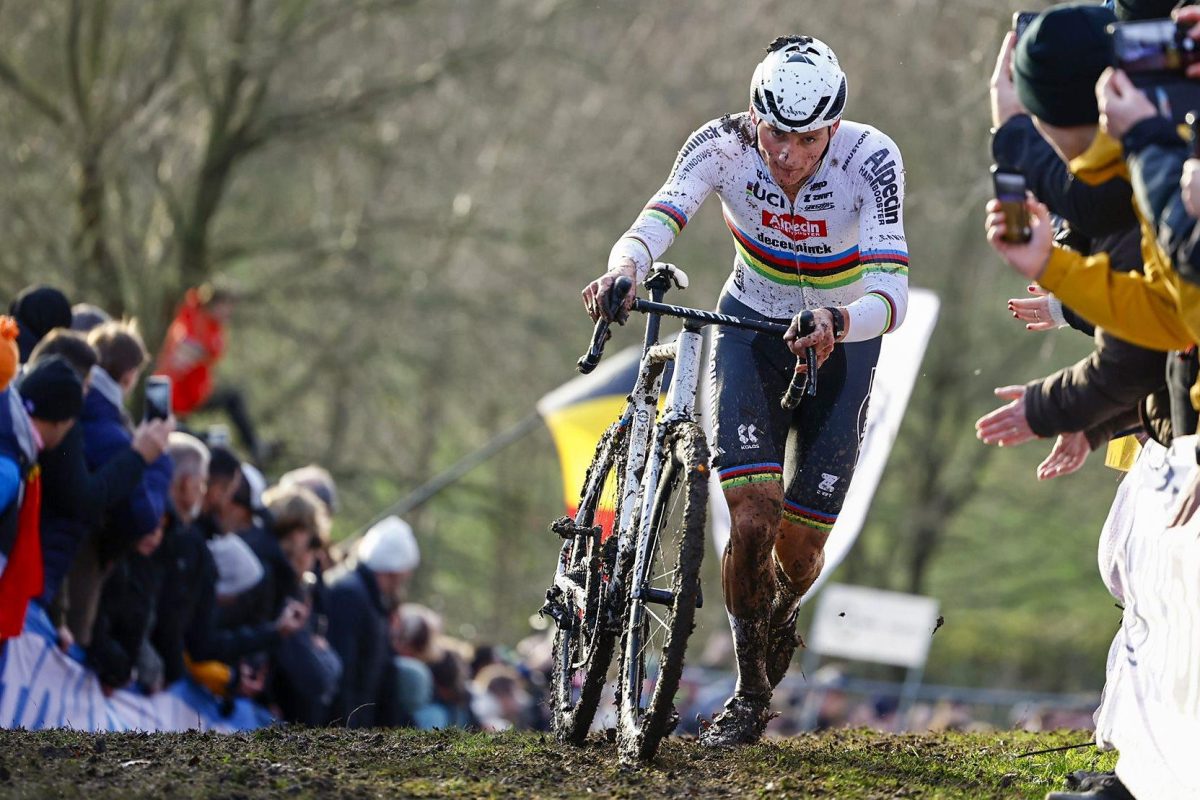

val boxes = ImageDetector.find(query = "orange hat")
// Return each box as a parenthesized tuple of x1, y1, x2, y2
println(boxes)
(0, 316, 18, 392)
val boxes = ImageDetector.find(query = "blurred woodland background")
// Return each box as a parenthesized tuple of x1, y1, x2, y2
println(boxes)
(0, 0, 1111, 693)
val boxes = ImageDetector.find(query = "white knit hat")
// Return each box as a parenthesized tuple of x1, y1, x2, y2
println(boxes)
(358, 516, 419, 573)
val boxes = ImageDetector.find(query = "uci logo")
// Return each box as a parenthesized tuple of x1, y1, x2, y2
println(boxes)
(737, 424, 759, 449)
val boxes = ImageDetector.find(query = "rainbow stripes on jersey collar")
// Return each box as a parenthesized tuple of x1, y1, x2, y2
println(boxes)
(723, 212, 908, 289)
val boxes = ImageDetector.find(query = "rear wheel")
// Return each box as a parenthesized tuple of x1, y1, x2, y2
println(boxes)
(548, 421, 626, 745)
(615, 421, 708, 762)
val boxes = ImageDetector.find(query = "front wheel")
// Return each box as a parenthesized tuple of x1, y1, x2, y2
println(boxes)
(548, 421, 626, 745)
(615, 421, 709, 762)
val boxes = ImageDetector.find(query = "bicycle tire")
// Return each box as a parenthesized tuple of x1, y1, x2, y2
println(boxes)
(548, 421, 626, 745)
(615, 420, 709, 762)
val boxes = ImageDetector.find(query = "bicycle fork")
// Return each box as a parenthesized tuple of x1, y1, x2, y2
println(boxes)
(620, 326, 705, 706)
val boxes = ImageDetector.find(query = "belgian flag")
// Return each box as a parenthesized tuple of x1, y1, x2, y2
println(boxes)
(537, 339, 674, 539)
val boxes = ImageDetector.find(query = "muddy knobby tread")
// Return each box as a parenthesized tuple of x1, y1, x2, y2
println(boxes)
(616, 420, 709, 762)
(551, 421, 626, 745)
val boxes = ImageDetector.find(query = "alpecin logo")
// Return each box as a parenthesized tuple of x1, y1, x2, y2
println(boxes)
(761, 210, 827, 242)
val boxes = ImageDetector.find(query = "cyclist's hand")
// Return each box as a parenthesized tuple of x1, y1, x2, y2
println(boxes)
(974, 385, 1037, 447)
(985, 196, 1052, 280)
(582, 263, 637, 322)
(784, 307, 837, 369)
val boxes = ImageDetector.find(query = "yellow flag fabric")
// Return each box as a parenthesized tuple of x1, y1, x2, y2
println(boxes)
(537, 340, 672, 536)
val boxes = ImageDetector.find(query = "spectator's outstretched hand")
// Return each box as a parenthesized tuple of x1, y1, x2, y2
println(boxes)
(975, 385, 1038, 447)
(990, 31, 1025, 129)
(132, 416, 175, 464)
(1008, 284, 1058, 332)
(1182, 159, 1200, 219)
(985, 197, 1053, 280)
(1096, 67, 1156, 141)
(1037, 431, 1090, 480)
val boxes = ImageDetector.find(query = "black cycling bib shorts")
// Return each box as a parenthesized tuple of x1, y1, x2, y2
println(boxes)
(710, 292, 880, 532)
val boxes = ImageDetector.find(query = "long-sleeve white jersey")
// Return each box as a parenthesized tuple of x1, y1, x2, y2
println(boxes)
(607, 113, 909, 340)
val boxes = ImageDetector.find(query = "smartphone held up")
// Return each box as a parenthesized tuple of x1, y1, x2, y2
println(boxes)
(991, 166, 1032, 245)
(143, 375, 172, 422)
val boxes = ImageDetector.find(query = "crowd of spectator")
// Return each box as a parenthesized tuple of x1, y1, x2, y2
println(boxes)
(977, 2, 1200, 798)
(0, 282, 550, 733)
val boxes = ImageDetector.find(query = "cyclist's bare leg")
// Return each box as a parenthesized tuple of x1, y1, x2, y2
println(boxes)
(762, 518, 830, 687)
(720, 480, 783, 701)
(772, 518, 830, 618)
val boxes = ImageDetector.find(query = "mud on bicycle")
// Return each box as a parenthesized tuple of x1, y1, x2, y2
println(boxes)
(540, 262, 817, 762)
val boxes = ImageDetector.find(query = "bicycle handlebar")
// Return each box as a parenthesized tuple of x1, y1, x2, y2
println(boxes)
(576, 276, 818, 404)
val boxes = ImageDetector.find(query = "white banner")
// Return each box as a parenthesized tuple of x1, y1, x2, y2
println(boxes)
(707, 288, 940, 601)
(808, 582, 940, 669)
(0, 605, 269, 732)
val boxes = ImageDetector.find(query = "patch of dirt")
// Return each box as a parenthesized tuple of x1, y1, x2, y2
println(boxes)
(0, 727, 1112, 799)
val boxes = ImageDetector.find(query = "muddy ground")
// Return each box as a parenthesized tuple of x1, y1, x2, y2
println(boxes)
(0, 727, 1112, 799)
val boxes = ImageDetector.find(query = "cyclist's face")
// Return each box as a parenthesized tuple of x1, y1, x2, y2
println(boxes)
(754, 119, 837, 193)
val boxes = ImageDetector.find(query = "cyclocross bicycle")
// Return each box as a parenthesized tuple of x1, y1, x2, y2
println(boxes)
(541, 262, 816, 762)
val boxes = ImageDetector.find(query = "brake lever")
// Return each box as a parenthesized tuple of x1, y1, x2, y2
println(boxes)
(577, 276, 634, 374)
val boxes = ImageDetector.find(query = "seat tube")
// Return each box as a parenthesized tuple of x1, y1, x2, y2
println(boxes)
(664, 326, 704, 421)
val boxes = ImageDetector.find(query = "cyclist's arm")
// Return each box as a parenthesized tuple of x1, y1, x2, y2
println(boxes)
(845, 131, 909, 341)
(607, 124, 722, 280)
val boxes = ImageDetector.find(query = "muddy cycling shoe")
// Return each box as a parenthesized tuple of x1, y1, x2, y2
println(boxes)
(765, 608, 805, 689)
(698, 694, 774, 747)
(1045, 772, 1135, 800)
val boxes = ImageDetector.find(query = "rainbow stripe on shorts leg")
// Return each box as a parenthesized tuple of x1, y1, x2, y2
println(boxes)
(782, 499, 837, 532)
(718, 462, 783, 490)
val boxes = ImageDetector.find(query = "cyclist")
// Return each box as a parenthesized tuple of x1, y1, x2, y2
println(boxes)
(582, 35, 910, 745)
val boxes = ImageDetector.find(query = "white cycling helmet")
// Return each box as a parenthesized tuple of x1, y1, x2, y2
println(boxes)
(750, 36, 847, 133)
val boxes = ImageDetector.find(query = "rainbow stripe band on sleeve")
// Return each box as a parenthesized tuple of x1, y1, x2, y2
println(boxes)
(644, 201, 688, 235)
(867, 290, 900, 334)
(859, 249, 909, 269)
(718, 462, 783, 490)
(782, 499, 837, 532)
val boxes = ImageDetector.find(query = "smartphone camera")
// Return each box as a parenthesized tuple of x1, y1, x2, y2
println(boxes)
(991, 166, 1031, 245)
(143, 375, 172, 422)
(1012, 11, 1038, 43)
(1111, 19, 1200, 76)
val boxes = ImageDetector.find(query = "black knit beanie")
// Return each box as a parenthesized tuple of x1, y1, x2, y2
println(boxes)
(1115, 0, 1181, 21)
(1014, 4, 1118, 127)
(9, 286, 72, 363)
(18, 355, 84, 422)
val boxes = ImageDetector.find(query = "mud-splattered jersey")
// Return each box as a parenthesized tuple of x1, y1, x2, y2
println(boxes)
(607, 113, 909, 339)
